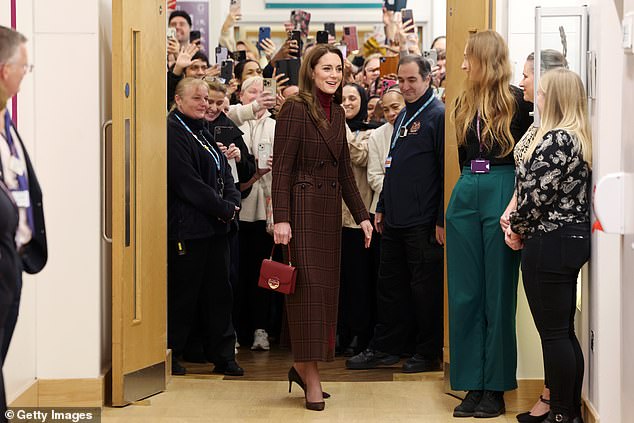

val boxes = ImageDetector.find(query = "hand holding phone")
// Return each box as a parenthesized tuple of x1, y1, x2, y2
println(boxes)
(257, 143, 272, 170)
(263, 78, 277, 96)
(401, 9, 415, 33)
(258, 27, 271, 50)
(423, 50, 437, 67)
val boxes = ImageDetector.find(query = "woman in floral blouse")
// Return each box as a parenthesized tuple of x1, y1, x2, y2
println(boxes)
(506, 68, 592, 423)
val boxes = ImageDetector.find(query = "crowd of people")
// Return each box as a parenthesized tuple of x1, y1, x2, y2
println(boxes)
(163, 6, 591, 421)
(0, 3, 591, 422)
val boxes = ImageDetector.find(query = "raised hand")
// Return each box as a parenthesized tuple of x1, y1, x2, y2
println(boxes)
(259, 38, 277, 61)
(173, 43, 199, 76)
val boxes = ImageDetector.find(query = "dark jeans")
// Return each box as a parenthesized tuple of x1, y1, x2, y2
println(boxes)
(521, 223, 590, 418)
(168, 235, 236, 365)
(369, 223, 444, 359)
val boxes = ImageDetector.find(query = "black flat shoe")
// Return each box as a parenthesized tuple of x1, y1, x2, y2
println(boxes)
(171, 359, 186, 376)
(288, 367, 330, 399)
(517, 395, 551, 422)
(474, 390, 505, 418)
(212, 360, 244, 376)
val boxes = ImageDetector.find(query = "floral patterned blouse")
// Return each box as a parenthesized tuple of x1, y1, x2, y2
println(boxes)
(510, 129, 591, 238)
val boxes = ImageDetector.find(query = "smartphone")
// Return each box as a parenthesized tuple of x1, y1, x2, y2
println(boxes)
(190, 30, 201, 43)
(275, 59, 300, 86)
(167, 27, 177, 41)
(290, 9, 311, 37)
(336, 43, 347, 59)
(230, 0, 241, 11)
(422, 49, 438, 67)
(263, 77, 277, 96)
(232, 50, 247, 62)
(257, 143, 272, 169)
(215, 46, 228, 64)
(342, 26, 359, 53)
(214, 126, 233, 145)
(381, 78, 398, 94)
(220, 59, 234, 82)
(401, 9, 415, 33)
(316, 30, 329, 44)
(289, 30, 302, 58)
(379, 55, 399, 77)
(324, 23, 335, 37)
(258, 26, 271, 50)
(385, 0, 407, 11)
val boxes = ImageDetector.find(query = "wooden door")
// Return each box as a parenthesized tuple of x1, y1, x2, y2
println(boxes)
(444, 0, 495, 392)
(111, 0, 167, 406)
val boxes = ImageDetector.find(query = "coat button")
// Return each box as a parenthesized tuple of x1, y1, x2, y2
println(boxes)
(332, 160, 338, 166)
(317, 183, 322, 189)
(301, 184, 306, 189)
(319, 161, 325, 167)
(331, 182, 336, 188)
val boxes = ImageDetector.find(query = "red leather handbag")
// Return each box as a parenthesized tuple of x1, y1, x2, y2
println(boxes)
(258, 244, 297, 295)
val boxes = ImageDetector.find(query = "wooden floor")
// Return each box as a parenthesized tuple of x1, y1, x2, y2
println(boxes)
(102, 347, 541, 422)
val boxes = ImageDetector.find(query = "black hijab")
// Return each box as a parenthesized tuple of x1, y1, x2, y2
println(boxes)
(345, 83, 369, 132)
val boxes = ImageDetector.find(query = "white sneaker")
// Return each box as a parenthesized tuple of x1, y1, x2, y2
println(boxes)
(251, 329, 270, 351)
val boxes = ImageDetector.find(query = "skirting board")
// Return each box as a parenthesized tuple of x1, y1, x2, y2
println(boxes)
(582, 398, 600, 423)
(8, 376, 104, 408)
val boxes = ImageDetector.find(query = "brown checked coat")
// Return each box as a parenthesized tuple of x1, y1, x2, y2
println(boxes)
(272, 98, 369, 362)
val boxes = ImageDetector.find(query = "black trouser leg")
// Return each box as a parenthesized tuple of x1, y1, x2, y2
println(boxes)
(1, 272, 21, 361)
(521, 223, 589, 418)
(201, 234, 237, 365)
(407, 226, 444, 360)
(168, 238, 208, 357)
(339, 227, 373, 351)
(369, 224, 414, 354)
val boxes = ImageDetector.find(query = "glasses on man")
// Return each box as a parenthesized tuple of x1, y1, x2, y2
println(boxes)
(0, 62, 34, 73)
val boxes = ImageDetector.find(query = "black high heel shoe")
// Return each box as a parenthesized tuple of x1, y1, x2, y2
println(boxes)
(287, 367, 331, 399)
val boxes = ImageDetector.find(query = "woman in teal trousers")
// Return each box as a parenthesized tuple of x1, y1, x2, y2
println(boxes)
(446, 30, 532, 419)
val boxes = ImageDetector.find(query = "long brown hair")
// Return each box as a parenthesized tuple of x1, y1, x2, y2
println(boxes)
(288, 44, 343, 128)
(452, 30, 516, 157)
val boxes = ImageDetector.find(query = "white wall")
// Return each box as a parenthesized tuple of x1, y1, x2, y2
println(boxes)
(2, 0, 104, 402)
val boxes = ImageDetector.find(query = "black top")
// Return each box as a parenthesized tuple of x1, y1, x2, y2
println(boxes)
(376, 87, 445, 228)
(167, 110, 241, 241)
(0, 182, 19, 327)
(510, 129, 591, 238)
(205, 112, 256, 198)
(458, 86, 532, 168)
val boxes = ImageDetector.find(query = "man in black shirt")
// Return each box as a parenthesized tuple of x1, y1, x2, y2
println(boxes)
(346, 55, 444, 373)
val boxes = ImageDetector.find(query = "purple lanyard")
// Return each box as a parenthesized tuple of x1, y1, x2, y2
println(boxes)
(3, 111, 34, 230)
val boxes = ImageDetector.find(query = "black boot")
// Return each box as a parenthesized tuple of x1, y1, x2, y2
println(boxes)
(474, 390, 505, 418)
(453, 390, 483, 417)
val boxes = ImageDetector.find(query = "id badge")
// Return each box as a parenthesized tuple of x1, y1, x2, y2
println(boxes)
(11, 190, 30, 208)
(385, 156, 392, 168)
(9, 156, 25, 176)
(470, 159, 490, 174)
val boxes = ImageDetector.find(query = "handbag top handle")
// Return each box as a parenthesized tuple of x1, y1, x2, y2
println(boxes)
(270, 244, 293, 267)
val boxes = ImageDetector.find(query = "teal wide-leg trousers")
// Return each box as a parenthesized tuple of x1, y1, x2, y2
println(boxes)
(446, 166, 520, 392)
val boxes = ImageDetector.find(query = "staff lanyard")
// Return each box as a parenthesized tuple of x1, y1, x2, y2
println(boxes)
(391, 94, 435, 150)
(476, 110, 484, 158)
(174, 113, 221, 171)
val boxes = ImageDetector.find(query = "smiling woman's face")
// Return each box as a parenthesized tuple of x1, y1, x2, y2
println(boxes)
(311, 52, 343, 95)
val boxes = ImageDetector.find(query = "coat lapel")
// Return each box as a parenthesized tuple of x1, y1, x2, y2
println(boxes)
(310, 104, 342, 159)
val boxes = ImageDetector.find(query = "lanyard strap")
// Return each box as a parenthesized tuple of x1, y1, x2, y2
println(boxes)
(476, 110, 484, 156)
(391, 94, 435, 149)
(174, 113, 221, 171)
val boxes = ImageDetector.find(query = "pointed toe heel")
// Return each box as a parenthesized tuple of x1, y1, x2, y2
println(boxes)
(287, 367, 331, 399)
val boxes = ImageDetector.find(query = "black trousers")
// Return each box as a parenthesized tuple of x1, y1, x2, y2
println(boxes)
(338, 227, 375, 352)
(521, 223, 590, 418)
(238, 220, 283, 341)
(369, 223, 444, 359)
(168, 235, 236, 365)
(1, 271, 21, 361)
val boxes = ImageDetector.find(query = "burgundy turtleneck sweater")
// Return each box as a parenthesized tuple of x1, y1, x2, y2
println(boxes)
(316, 89, 332, 122)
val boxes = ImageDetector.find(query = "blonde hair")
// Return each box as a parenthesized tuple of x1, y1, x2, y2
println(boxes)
(527, 68, 592, 167)
(240, 75, 263, 92)
(170, 77, 208, 112)
(452, 30, 516, 157)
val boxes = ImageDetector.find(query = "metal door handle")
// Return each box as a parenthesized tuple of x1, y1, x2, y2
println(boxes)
(102, 119, 113, 243)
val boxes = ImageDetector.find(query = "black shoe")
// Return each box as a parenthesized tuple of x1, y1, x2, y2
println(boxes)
(287, 367, 331, 399)
(401, 354, 442, 373)
(345, 349, 400, 370)
(171, 359, 186, 376)
(474, 390, 505, 418)
(213, 360, 244, 376)
(516, 395, 551, 422)
(453, 390, 483, 417)
(543, 412, 583, 423)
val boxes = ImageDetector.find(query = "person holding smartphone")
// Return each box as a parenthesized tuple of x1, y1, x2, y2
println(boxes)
(272, 44, 373, 411)
(446, 30, 532, 418)
(230, 76, 280, 352)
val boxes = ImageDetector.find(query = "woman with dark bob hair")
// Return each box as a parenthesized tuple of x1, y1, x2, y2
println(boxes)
(272, 44, 373, 411)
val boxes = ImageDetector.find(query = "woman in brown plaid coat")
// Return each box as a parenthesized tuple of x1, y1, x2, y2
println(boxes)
(272, 44, 373, 411)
